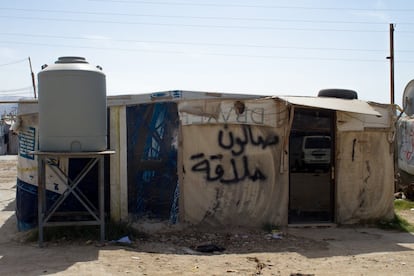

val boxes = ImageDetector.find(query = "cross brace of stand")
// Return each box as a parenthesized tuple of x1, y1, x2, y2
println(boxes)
(32, 151, 114, 247)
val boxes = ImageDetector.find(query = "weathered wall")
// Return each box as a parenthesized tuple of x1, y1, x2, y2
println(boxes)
(109, 105, 128, 221)
(179, 99, 289, 227)
(336, 129, 394, 224)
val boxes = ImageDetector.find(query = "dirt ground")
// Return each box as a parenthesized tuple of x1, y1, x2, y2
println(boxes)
(1, 156, 414, 276)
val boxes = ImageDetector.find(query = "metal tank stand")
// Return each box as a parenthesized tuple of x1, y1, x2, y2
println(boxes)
(32, 151, 115, 247)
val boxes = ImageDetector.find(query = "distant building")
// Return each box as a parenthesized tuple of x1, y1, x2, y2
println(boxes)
(0, 120, 6, 155)
(0, 113, 18, 155)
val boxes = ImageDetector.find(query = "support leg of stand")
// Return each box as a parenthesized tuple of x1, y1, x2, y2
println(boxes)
(99, 155, 105, 243)
(37, 156, 45, 247)
(33, 151, 113, 247)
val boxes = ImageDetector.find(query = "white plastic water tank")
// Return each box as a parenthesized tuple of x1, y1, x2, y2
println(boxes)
(38, 56, 107, 152)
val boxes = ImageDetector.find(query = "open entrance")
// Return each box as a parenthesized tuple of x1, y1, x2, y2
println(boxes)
(289, 108, 335, 224)
(126, 102, 179, 223)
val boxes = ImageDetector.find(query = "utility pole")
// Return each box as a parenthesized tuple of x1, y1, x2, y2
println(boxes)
(28, 57, 37, 99)
(388, 23, 395, 105)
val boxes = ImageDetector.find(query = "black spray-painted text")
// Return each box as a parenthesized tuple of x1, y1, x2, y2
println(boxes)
(190, 125, 279, 184)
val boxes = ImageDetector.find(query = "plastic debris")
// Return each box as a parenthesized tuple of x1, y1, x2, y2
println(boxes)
(265, 231, 283, 240)
(113, 236, 132, 244)
(182, 247, 199, 255)
(271, 233, 283, 239)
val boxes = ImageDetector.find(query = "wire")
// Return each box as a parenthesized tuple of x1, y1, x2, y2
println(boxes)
(0, 15, 387, 33)
(87, 0, 414, 12)
(0, 7, 410, 25)
(0, 86, 32, 94)
(0, 90, 33, 96)
(0, 32, 389, 53)
(0, 40, 395, 63)
(0, 86, 32, 93)
(0, 40, 186, 54)
(0, 58, 27, 67)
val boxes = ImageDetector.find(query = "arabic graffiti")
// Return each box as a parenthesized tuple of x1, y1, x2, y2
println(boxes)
(181, 106, 266, 125)
(191, 153, 266, 184)
(218, 125, 278, 156)
(190, 125, 279, 184)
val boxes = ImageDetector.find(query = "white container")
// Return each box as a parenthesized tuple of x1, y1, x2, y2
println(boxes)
(38, 56, 107, 152)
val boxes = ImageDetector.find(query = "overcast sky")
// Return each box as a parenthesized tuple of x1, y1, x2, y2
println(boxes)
(1, 0, 414, 106)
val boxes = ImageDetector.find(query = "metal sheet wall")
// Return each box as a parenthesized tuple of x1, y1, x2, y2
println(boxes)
(179, 99, 290, 227)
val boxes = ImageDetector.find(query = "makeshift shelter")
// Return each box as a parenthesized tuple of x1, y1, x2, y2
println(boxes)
(14, 91, 396, 230)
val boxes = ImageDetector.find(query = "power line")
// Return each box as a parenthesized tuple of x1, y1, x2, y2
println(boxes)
(87, 0, 414, 12)
(1, 7, 412, 25)
(0, 58, 28, 67)
(4, 32, 414, 55)
(0, 40, 187, 54)
(0, 32, 389, 53)
(0, 40, 398, 63)
(0, 15, 387, 33)
(0, 91, 33, 96)
(0, 86, 33, 93)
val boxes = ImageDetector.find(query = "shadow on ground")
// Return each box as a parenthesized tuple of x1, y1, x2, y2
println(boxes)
(0, 198, 102, 276)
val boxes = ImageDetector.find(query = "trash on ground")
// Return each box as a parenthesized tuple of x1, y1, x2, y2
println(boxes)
(195, 244, 225, 253)
(110, 235, 132, 245)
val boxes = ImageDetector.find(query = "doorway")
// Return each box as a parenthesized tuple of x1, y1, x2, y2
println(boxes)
(126, 102, 179, 223)
(289, 108, 335, 224)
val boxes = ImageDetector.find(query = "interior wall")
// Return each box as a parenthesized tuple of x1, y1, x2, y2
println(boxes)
(126, 103, 179, 222)
(288, 108, 335, 223)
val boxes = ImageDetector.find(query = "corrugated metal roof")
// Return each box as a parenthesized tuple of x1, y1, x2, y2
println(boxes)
(275, 96, 382, 116)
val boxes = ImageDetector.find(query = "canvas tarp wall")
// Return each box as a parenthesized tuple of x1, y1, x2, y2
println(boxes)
(178, 99, 290, 227)
(335, 103, 395, 224)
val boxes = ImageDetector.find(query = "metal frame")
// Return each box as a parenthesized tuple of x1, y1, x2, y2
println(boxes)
(33, 151, 114, 247)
